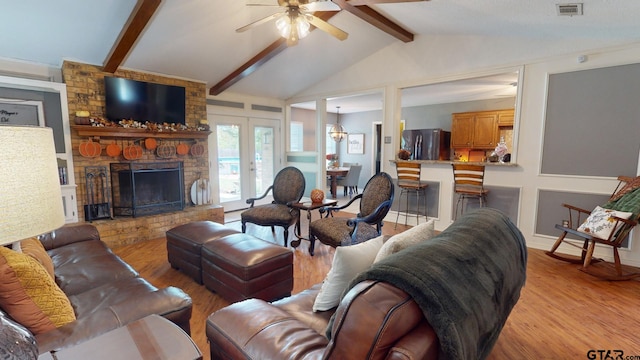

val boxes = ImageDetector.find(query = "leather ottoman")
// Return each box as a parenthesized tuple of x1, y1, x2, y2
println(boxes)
(201, 233, 294, 302)
(166, 221, 239, 284)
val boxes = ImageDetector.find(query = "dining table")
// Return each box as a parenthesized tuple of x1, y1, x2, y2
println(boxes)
(326, 167, 349, 199)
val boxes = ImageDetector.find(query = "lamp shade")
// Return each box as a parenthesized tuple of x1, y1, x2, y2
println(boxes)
(0, 126, 65, 246)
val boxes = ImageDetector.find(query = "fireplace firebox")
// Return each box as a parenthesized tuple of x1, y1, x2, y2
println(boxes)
(110, 161, 184, 217)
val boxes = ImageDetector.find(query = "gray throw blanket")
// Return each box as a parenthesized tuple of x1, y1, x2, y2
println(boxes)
(344, 208, 527, 360)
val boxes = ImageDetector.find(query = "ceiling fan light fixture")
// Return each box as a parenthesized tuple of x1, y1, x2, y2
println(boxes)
(276, 8, 310, 42)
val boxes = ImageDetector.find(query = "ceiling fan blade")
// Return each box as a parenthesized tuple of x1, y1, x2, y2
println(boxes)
(301, 0, 341, 11)
(307, 15, 348, 40)
(346, 0, 428, 5)
(236, 12, 283, 33)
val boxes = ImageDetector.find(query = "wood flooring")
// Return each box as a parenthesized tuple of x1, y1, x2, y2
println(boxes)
(112, 212, 640, 360)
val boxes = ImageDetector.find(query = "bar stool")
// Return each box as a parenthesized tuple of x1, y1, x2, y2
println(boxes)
(452, 163, 489, 220)
(395, 161, 428, 228)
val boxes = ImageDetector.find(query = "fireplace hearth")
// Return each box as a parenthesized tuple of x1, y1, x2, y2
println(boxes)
(110, 161, 184, 217)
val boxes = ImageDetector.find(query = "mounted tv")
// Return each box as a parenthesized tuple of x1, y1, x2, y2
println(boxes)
(104, 76, 186, 125)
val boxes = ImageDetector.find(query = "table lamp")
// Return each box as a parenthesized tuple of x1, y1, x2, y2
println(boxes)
(0, 125, 65, 251)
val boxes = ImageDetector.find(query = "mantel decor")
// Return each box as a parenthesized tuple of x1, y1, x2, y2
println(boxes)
(72, 125, 211, 140)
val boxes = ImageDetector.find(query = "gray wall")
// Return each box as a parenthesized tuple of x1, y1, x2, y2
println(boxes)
(339, 109, 382, 189)
(401, 97, 516, 131)
(542, 63, 640, 177)
(0, 87, 65, 153)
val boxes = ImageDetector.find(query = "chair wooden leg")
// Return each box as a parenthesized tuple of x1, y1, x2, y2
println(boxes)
(545, 232, 590, 264)
(309, 234, 316, 256)
(283, 228, 289, 248)
(242, 222, 247, 233)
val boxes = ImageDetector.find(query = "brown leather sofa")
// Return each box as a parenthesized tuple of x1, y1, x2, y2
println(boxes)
(206, 208, 527, 359)
(31, 224, 192, 354)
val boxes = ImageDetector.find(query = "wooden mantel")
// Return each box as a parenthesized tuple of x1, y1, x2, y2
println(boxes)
(72, 125, 211, 139)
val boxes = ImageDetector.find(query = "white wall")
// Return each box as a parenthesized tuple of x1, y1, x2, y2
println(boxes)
(289, 39, 640, 266)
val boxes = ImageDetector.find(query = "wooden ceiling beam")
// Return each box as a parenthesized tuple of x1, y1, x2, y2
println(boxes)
(103, 0, 161, 73)
(209, 11, 338, 96)
(334, 0, 414, 42)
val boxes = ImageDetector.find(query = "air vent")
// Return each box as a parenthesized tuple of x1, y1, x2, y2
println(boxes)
(556, 3, 583, 16)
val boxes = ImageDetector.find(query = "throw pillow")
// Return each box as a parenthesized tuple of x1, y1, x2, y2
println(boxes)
(374, 219, 436, 263)
(312, 236, 384, 312)
(20, 237, 55, 280)
(0, 246, 76, 335)
(577, 206, 633, 240)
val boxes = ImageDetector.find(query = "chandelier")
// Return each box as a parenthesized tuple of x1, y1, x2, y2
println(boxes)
(275, 7, 311, 43)
(328, 106, 347, 142)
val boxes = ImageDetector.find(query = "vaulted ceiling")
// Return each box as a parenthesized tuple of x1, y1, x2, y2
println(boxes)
(2, 0, 640, 109)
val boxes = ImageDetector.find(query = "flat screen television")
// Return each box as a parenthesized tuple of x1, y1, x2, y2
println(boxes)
(104, 76, 186, 125)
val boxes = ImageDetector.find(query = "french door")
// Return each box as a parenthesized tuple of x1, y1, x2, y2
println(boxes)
(213, 115, 280, 212)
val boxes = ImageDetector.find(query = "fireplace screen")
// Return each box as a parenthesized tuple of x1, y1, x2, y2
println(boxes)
(110, 161, 184, 217)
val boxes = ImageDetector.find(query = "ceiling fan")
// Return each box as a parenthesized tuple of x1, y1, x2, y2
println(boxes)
(237, 0, 348, 46)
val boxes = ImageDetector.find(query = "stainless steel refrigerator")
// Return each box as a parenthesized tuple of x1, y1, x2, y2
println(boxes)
(401, 129, 451, 161)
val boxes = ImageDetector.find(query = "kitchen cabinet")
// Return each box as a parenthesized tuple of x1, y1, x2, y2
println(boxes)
(497, 109, 515, 126)
(451, 110, 503, 149)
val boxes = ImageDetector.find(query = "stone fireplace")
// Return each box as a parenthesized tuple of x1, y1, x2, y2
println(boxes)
(111, 161, 184, 217)
(62, 61, 223, 248)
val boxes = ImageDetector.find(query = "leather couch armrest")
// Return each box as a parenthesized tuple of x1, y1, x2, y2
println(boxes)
(386, 322, 439, 360)
(39, 224, 100, 251)
(36, 307, 123, 354)
(207, 298, 327, 360)
(36, 287, 192, 354)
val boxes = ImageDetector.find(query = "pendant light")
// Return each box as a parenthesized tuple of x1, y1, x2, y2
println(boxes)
(328, 106, 347, 142)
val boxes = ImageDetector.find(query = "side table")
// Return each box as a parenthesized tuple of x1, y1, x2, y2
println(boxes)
(39, 315, 202, 360)
(291, 199, 338, 255)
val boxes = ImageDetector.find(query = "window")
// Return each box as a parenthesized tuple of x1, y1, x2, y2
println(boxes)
(326, 124, 336, 155)
(290, 121, 303, 152)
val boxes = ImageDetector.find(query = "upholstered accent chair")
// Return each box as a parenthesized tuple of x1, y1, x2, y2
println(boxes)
(241, 166, 305, 247)
(308, 172, 394, 255)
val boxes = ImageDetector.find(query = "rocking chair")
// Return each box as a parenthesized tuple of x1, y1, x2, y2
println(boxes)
(546, 176, 640, 280)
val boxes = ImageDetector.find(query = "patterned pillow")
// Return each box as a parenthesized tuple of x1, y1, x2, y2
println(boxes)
(312, 236, 384, 312)
(577, 206, 633, 240)
(0, 246, 76, 335)
(20, 237, 55, 280)
(374, 219, 436, 263)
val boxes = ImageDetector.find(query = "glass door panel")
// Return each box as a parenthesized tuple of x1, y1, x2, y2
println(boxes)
(216, 123, 242, 207)
(213, 115, 280, 212)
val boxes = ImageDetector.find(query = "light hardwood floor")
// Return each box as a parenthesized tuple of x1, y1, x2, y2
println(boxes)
(112, 211, 640, 360)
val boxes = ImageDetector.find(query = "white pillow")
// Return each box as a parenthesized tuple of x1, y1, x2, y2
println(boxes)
(577, 206, 633, 240)
(374, 219, 436, 263)
(312, 236, 384, 312)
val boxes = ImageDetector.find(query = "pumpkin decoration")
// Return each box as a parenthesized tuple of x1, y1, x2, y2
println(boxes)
(144, 138, 157, 150)
(176, 142, 190, 156)
(79, 139, 102, 158)
(310, 189, 325, 203)
(106, 142, 121, 157)
(123, 143, 143, 160)
(190, 142, 205, 157)
(156, 142, 176, 159)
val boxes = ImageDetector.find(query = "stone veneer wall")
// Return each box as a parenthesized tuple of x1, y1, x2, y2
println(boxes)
(62, 61, 221, 247)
